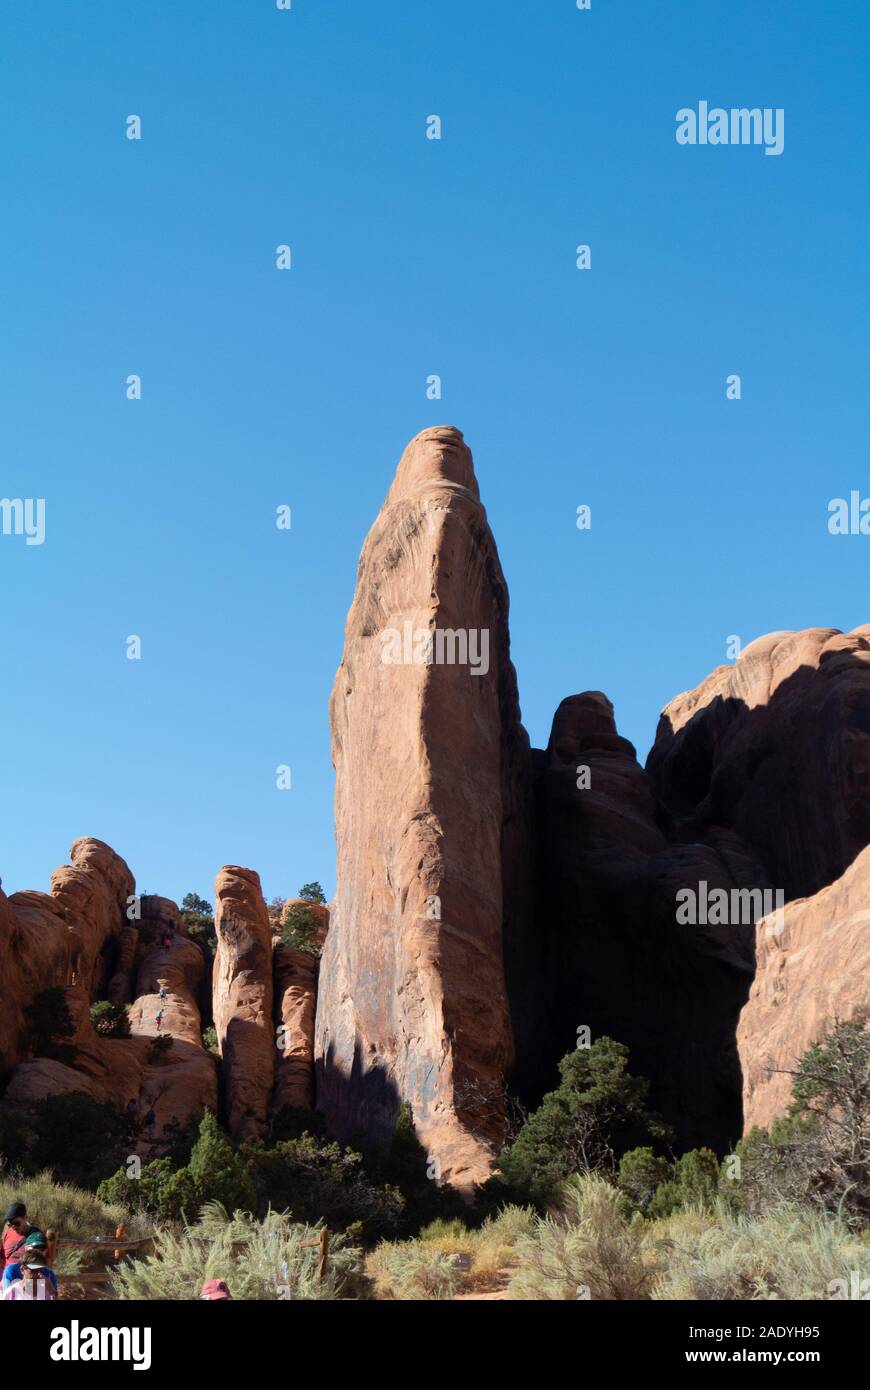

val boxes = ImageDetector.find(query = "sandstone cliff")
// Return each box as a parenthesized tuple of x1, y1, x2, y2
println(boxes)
(315, 426, 532, 1187)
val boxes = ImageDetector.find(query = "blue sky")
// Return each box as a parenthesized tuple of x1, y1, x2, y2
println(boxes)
(0, 0, 867, 905)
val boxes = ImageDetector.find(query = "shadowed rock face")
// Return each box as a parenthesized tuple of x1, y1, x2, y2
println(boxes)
(315, 426, 532, 1188)
(738, 845, 870, 1130)
(213, 865, 275, 1140)
(647, 627, 870, 900)
(527, 692, 764, 1153)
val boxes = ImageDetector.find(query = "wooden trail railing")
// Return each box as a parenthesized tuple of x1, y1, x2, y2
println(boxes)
(45, 1225, 331, 1292)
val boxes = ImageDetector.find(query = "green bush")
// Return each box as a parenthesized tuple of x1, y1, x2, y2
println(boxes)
(722, 1018, 870, 1228)
(99, 1112, 253, 1223)
(180, 893, 216, 956)
(297, 882, 326, 905)
(281, 903, 322, 956)
(495, 1038, 668, 1207)
(23, 987, 76, 1064)
(618, 1147, 671, 1214)
(90, 1001, 131, 1039)
(241, 1131, 405, 1241)
(9, 1094, 128, 1188)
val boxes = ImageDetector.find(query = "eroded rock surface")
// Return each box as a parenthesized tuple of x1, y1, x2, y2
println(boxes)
(213, 866, 275, 1139)
(315, 426, 532, 1187)
(738, 845, 870, 1130)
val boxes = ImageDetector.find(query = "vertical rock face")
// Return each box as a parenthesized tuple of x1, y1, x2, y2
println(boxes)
(738, 845, 870, 1131)
(213, 866, 275, 1139)
(315, 426, 531, 1187)
(529, 692, 763, 1152)
(273, 943, 318, 1113)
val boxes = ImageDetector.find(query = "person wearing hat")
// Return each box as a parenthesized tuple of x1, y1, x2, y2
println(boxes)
(1, 1203, 34, 1275)
(200, 1279, 232, 1300)
(1, 1231, 57, 1300)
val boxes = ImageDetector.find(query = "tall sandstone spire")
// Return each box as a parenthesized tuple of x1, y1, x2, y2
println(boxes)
(315, 426, 532, 1187)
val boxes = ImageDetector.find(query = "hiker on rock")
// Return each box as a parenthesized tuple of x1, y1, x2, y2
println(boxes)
(1, 1231, 57, 1300)
(155, 1008, 164, 1030)
(158, 984, 167, 1002)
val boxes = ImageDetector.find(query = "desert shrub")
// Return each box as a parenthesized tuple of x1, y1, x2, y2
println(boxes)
(23, 987, 76, 1064)
(724, 1018, 870, 1227)
(496, 1038, 668, 1207)
(14, 1094, 128, 1188)
(241, 1132, 404, 1241)
(395, 1204, 536, 1292)
(90, 1001, 131, 1040)
(650, 1203, 870, 1301)
(0, 1165, 141, 1273)
(112, 1206, 363, 1301)
(201, 1026, 218, 1055)
(508, 1173, 651, 1300)
(147, 1034, 174, 1064)
(367, 1241, 464, 1300)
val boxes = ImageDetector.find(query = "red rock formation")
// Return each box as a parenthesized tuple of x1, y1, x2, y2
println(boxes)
(0, 838, 134, 1072)
(213, 866, 275, 1139)
(0, 855, 215, 1148)
(273, 941, 318, 1113)
(529, 691, 766, 1152)
(315, 426, 531, 1187)
(738, 845, 870, 1130)
(647, 626, 870, 900)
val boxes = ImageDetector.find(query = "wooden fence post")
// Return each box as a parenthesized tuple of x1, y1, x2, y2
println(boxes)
(45, 1229, 57, 1267)
(114, 1224, 127, 1262)
(318, 1228, 330, 1285)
